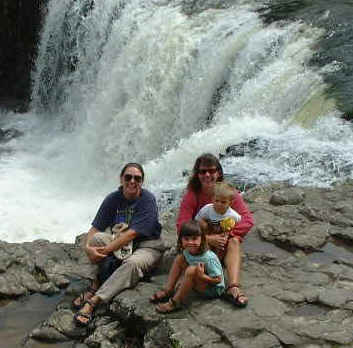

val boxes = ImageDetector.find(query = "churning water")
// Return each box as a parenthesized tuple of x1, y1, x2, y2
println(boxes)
(1, 0, 353, 242)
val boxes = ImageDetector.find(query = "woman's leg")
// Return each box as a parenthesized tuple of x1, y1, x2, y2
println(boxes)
(75, 246, 162, 325)
(223, 237, 248, 305)
(96, 247, 162, 303)
(73, 232, 112, 308)
(74, 294, 102, 325)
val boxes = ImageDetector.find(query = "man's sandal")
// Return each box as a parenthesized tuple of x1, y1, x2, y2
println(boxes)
(155, 298, 182, 313)
(149, 289, 173, 303)
(72, 286, 97, 310)
(74, 300, 95, 327)
(222, 283, 248, 308)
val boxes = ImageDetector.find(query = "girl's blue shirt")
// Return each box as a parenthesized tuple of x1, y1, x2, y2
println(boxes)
(183, 249, 225, 291)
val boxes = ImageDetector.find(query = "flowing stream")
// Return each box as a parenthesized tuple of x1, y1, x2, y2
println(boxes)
(0, 0, 353, 243)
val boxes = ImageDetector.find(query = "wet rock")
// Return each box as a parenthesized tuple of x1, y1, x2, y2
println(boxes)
(39, 282, 60, 295)
(329, 226, 353, 242)
(269, 188, 305, 206)
(47, 309, 87, 339)
(30, 326, 70, 342)
(318, 288, 353, 309)
(257, 220, 329, 251)
(222, 138, 268, 158)
(84, 320, 125, 347)
(181, 0, 235, 16)
(0, 128, 23, 142)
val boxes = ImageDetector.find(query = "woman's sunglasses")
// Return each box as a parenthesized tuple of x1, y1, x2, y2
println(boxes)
(124, 174, 143, 183)
(198, 168, 218, 175)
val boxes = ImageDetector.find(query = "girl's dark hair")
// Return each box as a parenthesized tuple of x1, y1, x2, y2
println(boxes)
(177, 220, 208, 254)
(187, 153, 224, 193)
(120, 162, 145, 182)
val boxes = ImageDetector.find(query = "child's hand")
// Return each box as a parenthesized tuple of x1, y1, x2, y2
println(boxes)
(220, 217, 236, 232)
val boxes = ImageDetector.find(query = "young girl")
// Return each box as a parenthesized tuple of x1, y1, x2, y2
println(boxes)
(150, 220, 225, 313)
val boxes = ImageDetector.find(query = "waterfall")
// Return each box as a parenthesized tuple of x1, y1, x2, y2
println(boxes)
(1, 0, 352, 242)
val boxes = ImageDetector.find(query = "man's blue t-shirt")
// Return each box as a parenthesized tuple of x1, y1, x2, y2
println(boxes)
(92, 187, 161, 242)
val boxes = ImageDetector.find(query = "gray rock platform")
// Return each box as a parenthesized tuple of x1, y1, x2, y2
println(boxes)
(1, 180, 353, 347)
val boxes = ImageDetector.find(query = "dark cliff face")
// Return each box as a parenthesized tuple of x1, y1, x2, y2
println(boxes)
(0, 0, 44, 110)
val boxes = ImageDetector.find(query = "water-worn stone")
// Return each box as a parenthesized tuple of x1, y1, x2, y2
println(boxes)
(1, 180, 353, 347)
(30, 326, 69, 342)
(46, 309, 87, 339)
(329, 226, 353, 242)
(84, 321, 125, 347)
(269, 188, 305, 206)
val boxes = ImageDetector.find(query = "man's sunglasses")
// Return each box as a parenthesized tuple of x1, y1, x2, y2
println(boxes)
(124, 174, 143, 183)
(198, 168, 218, 175)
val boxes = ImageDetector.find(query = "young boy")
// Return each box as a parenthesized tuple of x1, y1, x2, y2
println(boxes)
(195, 182, 241, 258)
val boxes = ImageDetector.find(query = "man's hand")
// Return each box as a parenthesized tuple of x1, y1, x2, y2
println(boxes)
(85, 245, 107, 263)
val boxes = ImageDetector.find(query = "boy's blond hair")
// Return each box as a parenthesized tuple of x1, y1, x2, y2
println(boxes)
(213, 182, 235, 201)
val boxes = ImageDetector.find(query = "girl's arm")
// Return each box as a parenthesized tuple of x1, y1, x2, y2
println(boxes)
(196, 263, 221, 284)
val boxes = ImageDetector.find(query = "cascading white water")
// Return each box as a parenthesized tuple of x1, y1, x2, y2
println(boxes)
(0, 0, 352, 242)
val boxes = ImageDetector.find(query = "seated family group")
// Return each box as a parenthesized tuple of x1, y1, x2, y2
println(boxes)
(73, 153, 254, 326)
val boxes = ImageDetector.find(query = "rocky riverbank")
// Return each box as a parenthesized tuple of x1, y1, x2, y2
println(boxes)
(1, 180, 353, 348)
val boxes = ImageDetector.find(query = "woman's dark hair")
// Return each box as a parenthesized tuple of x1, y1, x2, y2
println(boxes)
(177, 220, 208, 254)
(120, 162, 145, 182)
(187, 153, 223, 193)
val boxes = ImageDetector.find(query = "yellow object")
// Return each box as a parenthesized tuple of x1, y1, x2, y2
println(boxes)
(220, 217, 236, 232)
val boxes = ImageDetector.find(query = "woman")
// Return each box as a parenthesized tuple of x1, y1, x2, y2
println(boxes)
(73, 162, 164, 326)
(176, 153, 254, 306)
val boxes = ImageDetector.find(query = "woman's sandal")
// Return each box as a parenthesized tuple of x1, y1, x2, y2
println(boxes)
(72, 286, 97, 310)
(155, 298, 182, 313)
(149, 289, 173, 303)
(222, 283, 248, 308)
(74, 300, 95, 327)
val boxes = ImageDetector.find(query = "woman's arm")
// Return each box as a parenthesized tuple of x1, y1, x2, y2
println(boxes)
(84, 226, 108, 263)
(230, 192, 254, 240)
(176, 190, 198, 234)
(196, 263, 221, 284)
(99, 229, 138, 255)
